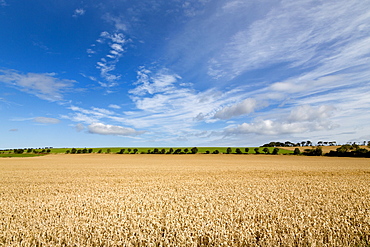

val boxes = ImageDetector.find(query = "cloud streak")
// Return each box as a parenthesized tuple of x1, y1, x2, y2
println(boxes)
(0, 69, 75, 101)
(88, 123, 145, 136)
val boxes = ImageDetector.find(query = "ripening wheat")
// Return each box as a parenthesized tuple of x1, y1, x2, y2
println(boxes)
(0, 154, 369, 246)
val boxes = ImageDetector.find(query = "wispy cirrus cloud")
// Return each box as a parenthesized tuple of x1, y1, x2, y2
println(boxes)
(209, 0, 370, 80)
(0, 69, 75, 101)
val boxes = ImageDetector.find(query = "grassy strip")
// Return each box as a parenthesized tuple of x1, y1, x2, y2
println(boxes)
(0, 153, 46, 158)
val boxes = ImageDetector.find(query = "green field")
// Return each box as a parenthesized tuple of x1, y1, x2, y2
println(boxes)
(0, 153, 46, 158)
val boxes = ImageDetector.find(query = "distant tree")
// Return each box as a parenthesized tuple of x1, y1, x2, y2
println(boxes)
(352, 143, 360, 151)
(191, 147, 198, 154)
(128, 148, 132, 153)
(272, 148, 279, 155)
(82, 148, 88, 154)
(184, 148, 189, 154)
(27, 148, 33, 153)
(47, 149, 51, 153)
(160, 149, 166, 154)
(153, 148, 159, 154)
(65, 150, 70, 154)
(133, 148, 138, 154)
(262, 147, 270, 154)
(88, 149, 93, 153)
(147, 149, 152, 154)
(337, 144, 351, 153)
(235, 148, 242, 154)
(226, 147, 232, 154)
(118, 149, 125, 154)
(212, 150, 219, 154)
(97, 149, 102, 154)
(106, 149, 111, 154)
(317, 141, 323, 146)
(254, 148, 260, 154)
(293, 148, 301, 155)
(303, 147, 322, 156)
(244, 148, 249, 154)
(77, 149, 82, 154)
(205, 150, 210, 154)
(301, 141, 306, 146)
(71, 148, 77, 154)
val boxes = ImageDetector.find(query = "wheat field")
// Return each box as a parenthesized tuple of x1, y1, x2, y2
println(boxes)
(0, 154, 369, 246)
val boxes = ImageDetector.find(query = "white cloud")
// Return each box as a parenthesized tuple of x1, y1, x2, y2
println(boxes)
(213, 98, 260, 120)
(73, 8, 85, 17)
(288, 105, 336, 122)
(225, 119, 338, 136)
(87, 123, 145, 136)
(108, 104, 121, 109)
(33, 117, 61, 124)
(0, 69, 75, 101)
(93, 32, 128, 84)
(129, 68, 181, 96)
(111, 44, 124, 52)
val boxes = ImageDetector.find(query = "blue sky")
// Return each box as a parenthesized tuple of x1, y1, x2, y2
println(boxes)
(1, 0, 370, 149)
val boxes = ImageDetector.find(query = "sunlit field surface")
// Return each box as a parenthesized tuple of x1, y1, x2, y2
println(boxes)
(1, 155, 369, 246)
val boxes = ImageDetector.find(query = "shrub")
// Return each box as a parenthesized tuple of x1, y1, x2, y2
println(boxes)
(293, 148, 301, 155)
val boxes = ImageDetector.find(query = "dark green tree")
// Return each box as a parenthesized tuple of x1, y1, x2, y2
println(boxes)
(244, 148, 249, 154)
(293, 148, 301, 155)
(254, 148, 260, 154)
(191, 147, 198, 154)
(133, 148, 138, 154)
(262, 147, 270, 154)
(272, 148, 279, 155)
(235, 148, 242, 154)
(226, 147, 232, 154)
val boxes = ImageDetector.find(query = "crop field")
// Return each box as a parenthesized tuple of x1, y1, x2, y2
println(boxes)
(0, 155, 369, 246)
